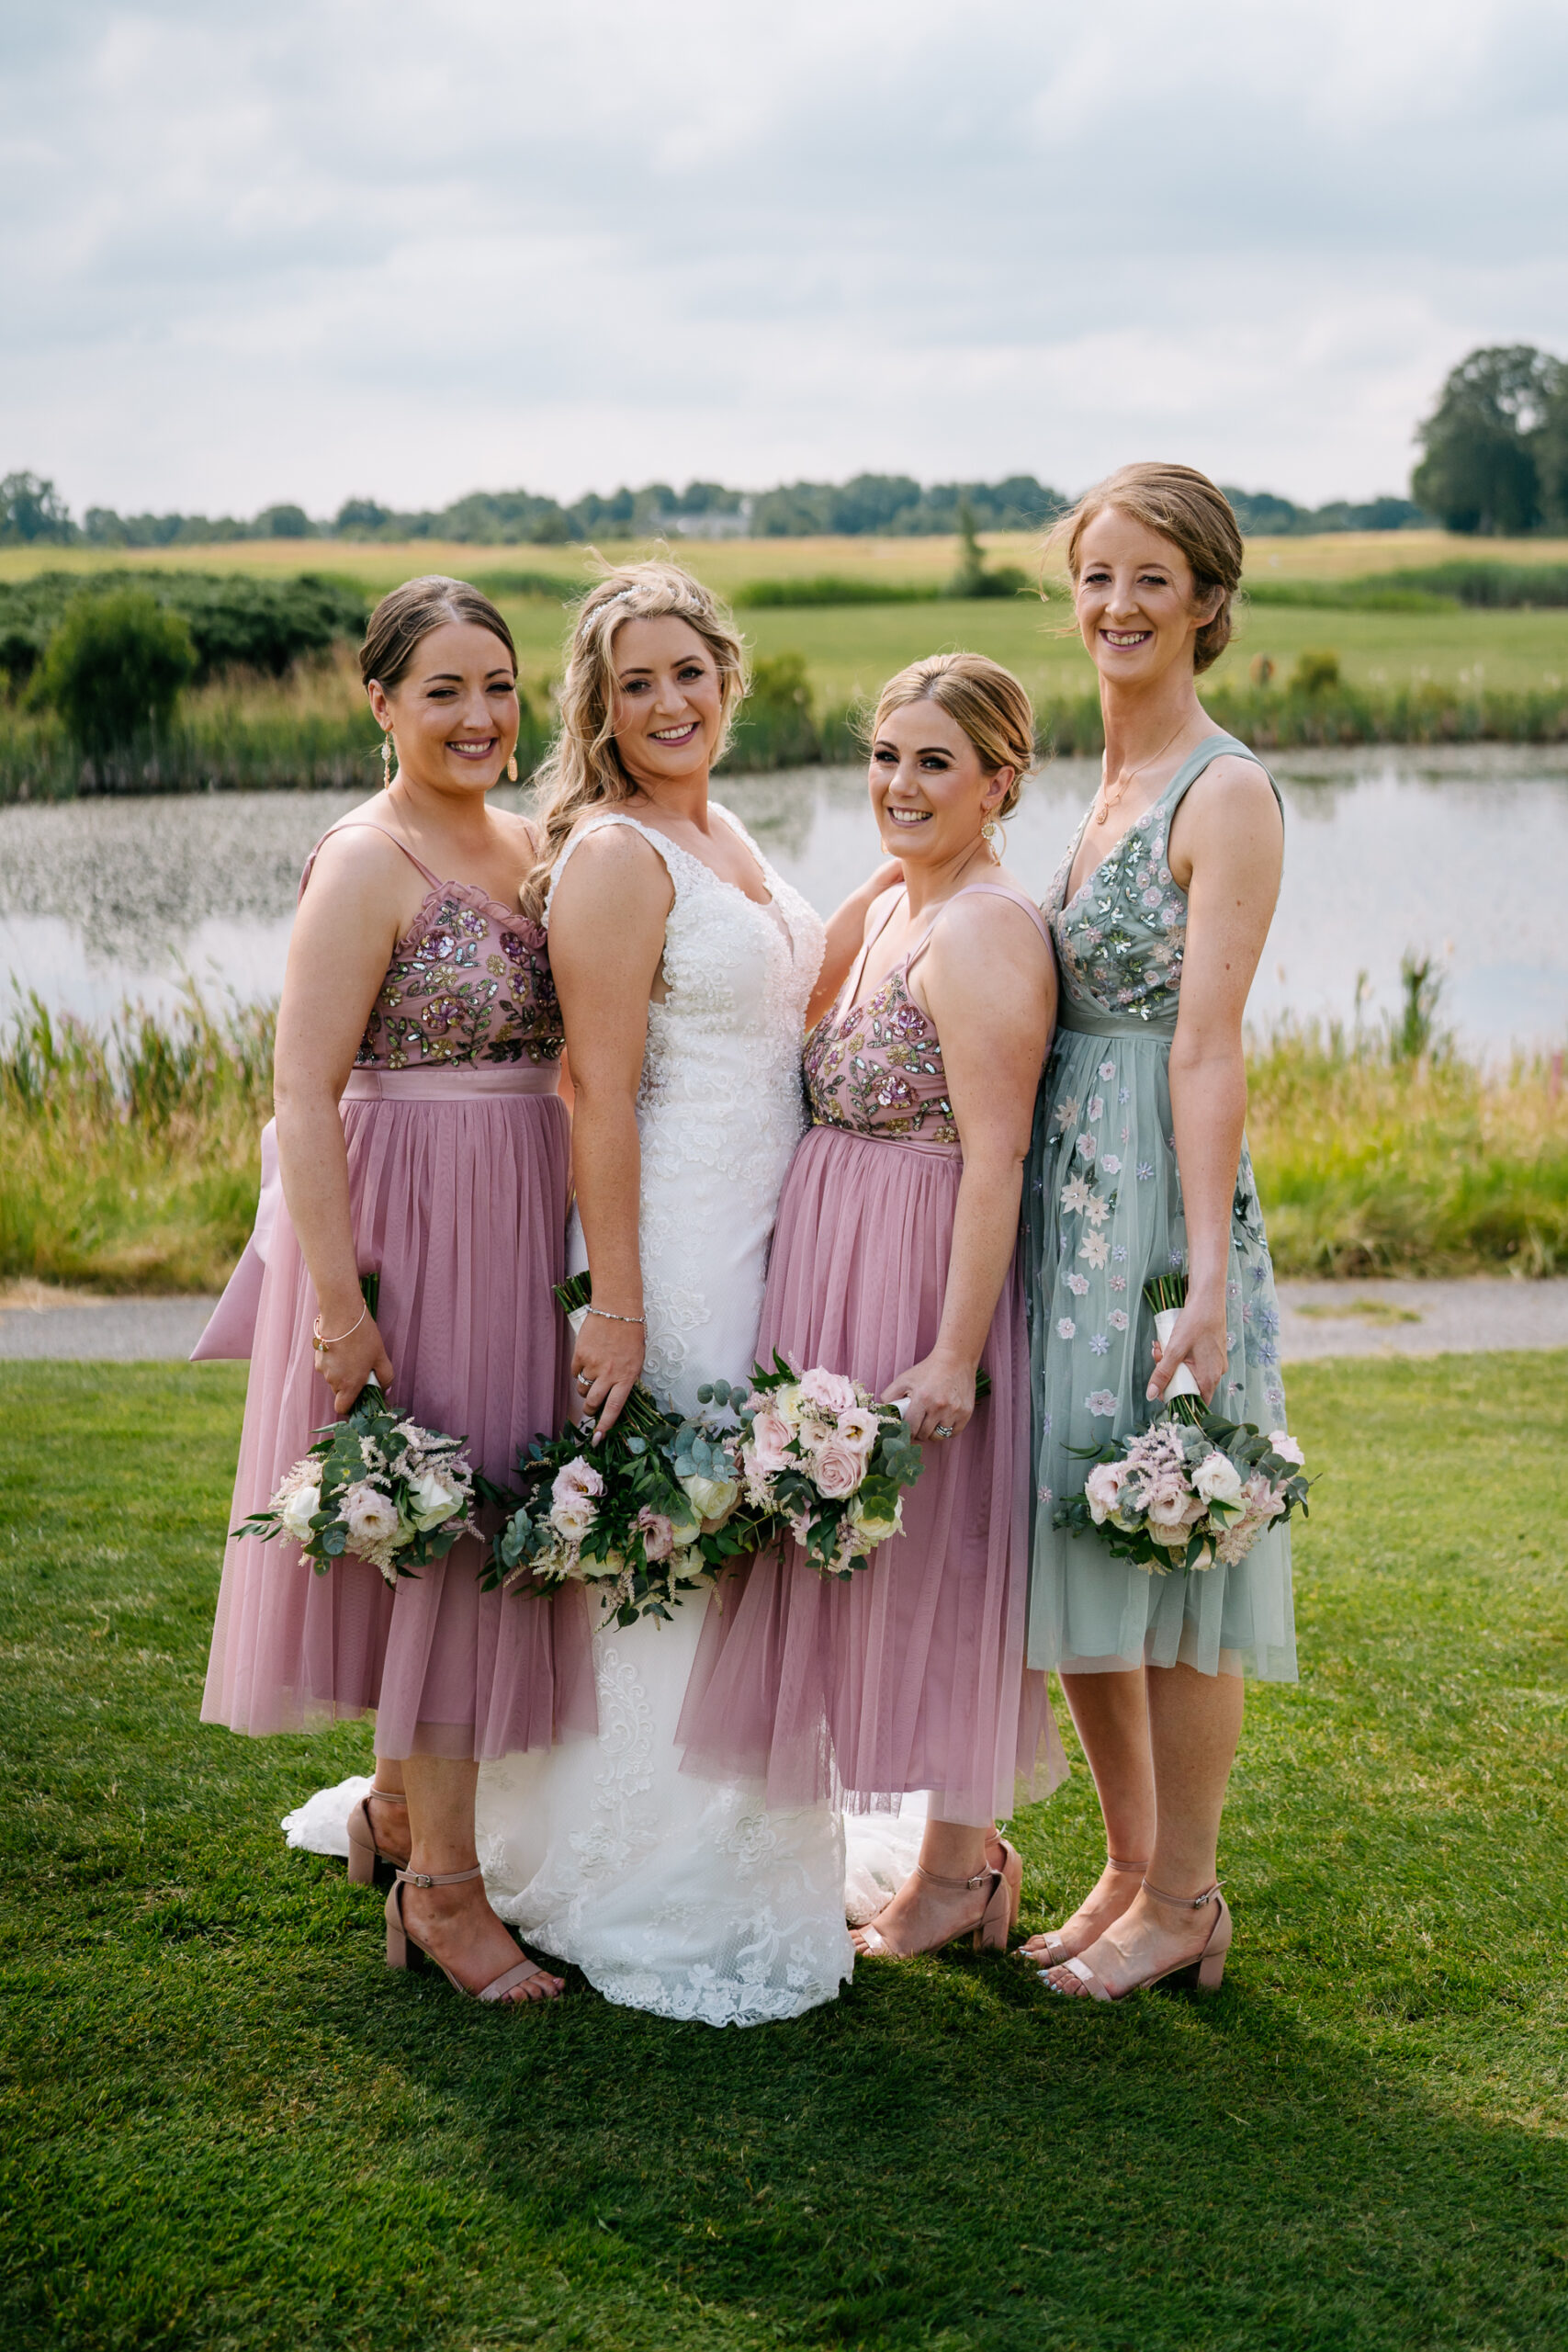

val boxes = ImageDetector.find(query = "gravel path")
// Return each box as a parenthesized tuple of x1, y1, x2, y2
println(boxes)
(2, 1280, 1565, 1364)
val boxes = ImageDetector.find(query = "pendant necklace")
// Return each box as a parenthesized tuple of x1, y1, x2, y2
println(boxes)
(1097, 720, 1188, 826)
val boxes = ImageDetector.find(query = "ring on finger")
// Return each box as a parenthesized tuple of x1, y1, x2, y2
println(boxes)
(932, 1422, 954, 1440)
(575, 1371, 592, 1394)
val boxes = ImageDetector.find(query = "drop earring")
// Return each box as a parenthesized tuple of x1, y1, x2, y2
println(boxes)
(506, 751, 519, 783)
(381, 732, 393, 789)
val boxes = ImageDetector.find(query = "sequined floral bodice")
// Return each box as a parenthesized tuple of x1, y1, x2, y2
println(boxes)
(299, 829, 563, 1071)
(356, 885, 561, 1069)
(1043, 786, 1190, 1030)
(806, 961, 956, 1145)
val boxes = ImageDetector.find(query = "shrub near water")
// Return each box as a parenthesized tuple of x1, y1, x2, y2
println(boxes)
(41, 591, 196, 763)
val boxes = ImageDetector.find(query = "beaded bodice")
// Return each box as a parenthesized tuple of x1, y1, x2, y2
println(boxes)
(1043, 733, 1280, 1032)
(806, 882, 1051, 1147)
(299, 823, 563, 1071)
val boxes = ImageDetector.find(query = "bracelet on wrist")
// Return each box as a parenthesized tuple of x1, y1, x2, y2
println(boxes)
(585, 1304, 646, 1327)
(312, 1299, 368, 1356)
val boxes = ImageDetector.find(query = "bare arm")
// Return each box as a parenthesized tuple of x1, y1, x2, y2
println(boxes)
(547, 826, 672, 1436)
(272, 831, 409, 1412)
(1150, 759, 1283, 1407)
(807, 856, 904, 1030)
(884, 899, 1055, 1442)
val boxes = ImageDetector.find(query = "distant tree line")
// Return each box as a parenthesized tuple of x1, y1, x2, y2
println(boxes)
(6, 347, 1567, 550)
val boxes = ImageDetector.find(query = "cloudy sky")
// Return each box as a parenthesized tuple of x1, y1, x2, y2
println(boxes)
(4, 0, 1567, 518)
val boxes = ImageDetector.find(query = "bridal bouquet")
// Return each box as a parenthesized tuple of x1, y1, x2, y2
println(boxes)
(486, 1403, 748, 1626)
(1055, 1273, 1308, 1574)
(731, 1356, 925, 1578)
(233, 1383, 502, 1585)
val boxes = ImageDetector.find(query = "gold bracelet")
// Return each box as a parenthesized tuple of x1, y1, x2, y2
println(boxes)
(312, 1299, 368, 1356)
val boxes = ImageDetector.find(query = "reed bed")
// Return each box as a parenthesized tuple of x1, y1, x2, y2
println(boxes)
(4, 987, 1563, 1295)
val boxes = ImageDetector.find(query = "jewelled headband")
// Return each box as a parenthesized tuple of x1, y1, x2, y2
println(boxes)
(578, 583, 705, 633)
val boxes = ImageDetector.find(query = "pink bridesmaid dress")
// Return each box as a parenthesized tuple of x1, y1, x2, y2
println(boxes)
(679, 882, 1064, 1827)
(199, 821, 596, 1760)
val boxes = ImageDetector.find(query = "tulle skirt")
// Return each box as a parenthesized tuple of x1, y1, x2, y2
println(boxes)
(678, 1125, 1063, 1826)
(200, 1082, 596, 1758)
(1021, 1021, 1298, 1680)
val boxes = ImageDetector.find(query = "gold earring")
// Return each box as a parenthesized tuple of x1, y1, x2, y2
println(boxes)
(381, 732, 393, 788)
(506, 752, 519, 783)
(982, 815, 1006, 856)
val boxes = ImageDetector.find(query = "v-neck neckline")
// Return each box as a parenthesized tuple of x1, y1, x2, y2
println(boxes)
(1061, 733, 1231, 915)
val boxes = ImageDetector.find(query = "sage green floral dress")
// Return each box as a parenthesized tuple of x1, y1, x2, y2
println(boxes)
(1023, 734, 1297, 1681)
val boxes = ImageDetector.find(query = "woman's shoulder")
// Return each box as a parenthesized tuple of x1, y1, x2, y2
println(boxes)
(546, 808, 677, 918)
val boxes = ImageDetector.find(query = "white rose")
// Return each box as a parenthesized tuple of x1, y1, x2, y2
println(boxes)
(1269, 1430, 1305, 1466)
(769, 1384, 804, 1428)
(681, 1471, 739, 1526)
(849, 1493, 902, 1550)
(1192, 1453, 1245, 1508)
(280, 1483, 321, 1544)
(407, 1468, 464, 1532)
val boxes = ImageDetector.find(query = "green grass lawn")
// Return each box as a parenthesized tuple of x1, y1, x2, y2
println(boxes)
(4, 1355, 1567, 2351)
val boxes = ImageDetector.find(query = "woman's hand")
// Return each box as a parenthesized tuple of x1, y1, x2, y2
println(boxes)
(317, 1310, 394, 1417)
(1146, 1296, 1228, 1408)
(882, 1351, 976, 1444)
(571, 1314, 646, 1441)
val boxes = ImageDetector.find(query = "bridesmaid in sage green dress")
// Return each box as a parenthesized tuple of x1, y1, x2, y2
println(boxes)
(1019, 463, 1295, 2004)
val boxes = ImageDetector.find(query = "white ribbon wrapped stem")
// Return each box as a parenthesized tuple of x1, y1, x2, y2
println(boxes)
(1154, 1306, 1201, 1399)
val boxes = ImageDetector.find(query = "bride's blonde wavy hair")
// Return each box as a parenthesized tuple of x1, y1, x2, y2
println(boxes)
(522, 560, 747, 916)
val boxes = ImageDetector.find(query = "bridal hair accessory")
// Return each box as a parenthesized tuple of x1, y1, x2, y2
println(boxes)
(381, 732, 393, 787)
(580, 582, 704, 631)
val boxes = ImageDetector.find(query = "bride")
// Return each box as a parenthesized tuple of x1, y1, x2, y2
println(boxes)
(288, 561, 907, 2023)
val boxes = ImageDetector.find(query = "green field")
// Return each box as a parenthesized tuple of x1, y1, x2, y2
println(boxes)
(4, 1352, 1566, 2351)
(3, 532, 1567, 710)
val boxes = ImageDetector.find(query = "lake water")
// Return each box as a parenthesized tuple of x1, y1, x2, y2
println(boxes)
(3, 747, 1567, 1055)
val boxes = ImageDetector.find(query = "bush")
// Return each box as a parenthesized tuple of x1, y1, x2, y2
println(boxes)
(1291, 649, 1341, 695)
(0, 569, 369, 688)
(40, 592, 195, 759)
(733, 574, 938, 608)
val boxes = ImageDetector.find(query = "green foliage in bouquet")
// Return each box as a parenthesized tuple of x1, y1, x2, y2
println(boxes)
(734, 1353, 926, 1579)
(1055, 1406, 1310, 1577)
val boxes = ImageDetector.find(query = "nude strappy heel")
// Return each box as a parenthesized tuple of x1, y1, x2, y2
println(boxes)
(987, 1834, 1023, 1932)
(384, 1864, 562, 2005)
(1044, 1878, 1232, 2003)
(1017, 1854, 1146, 1965)
(856, 1854, 1014, 1960)
(346, 1788, 408, 1887)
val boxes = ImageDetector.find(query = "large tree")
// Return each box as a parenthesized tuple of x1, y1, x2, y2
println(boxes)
(1412, 345, 1562, 535)
(0, 470, 75, 544)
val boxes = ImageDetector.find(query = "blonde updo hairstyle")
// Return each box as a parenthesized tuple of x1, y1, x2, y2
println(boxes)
(1051, 462, 1243, 674)
(871, 651, 1035, 820)
(523, 560, 747, 916)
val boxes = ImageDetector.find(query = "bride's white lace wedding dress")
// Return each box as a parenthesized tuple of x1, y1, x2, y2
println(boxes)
(285, 805, 920, 2022)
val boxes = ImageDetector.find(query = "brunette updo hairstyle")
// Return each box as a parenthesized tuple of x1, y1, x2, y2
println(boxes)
(1053, 463, 1243, 673)
(871, 651, 1035, 817)
(359, 575, 518, 694)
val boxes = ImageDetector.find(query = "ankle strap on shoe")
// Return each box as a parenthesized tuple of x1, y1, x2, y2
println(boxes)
(913, 1860, 993, 1892)
(368, 1788, 409, 1804)
(1106, 1856, 1148, 1874)
(1142, 1877, 1223, 1908)
(395, 1863, 483, 1890)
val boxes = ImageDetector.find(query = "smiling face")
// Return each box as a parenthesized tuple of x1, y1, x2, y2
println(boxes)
(609, 615, 725, 792)
(1073, 506, 1222, 690)
(868, 698, 1011, 866)
(367, 620, 519, 796)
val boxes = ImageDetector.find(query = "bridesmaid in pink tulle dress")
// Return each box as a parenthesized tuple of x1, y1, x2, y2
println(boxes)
(679, 653, 1065, 1960)
(200, 578, 594, 2007)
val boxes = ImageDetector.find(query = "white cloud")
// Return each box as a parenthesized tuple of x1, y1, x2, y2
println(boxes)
(1, 0, 1565, 514)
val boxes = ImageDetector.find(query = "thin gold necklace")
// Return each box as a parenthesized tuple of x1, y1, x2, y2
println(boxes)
(1096, 720, 1188, 826)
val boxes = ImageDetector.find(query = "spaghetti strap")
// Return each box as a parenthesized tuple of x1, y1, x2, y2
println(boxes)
(299, 820, 445, 903)
(906, 878, 1052, 978)
(840, 885, 907, 1014)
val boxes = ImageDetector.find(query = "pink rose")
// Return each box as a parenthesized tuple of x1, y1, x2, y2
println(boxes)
(636, 1507, 675, 1562)
(835, 1404, 882, 1460)
(744, 1409, 795, 1478)
(552, 1456, 604, 1506)
(342, 1480, 400, 1550)
(548, 1489, 597, 1541)
(799, 1366, 858, 1418)
(1268, 1430, 1304, 1467)
(1083, 1460, 1129, 1525)
(812, 1438, 864, 1499)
